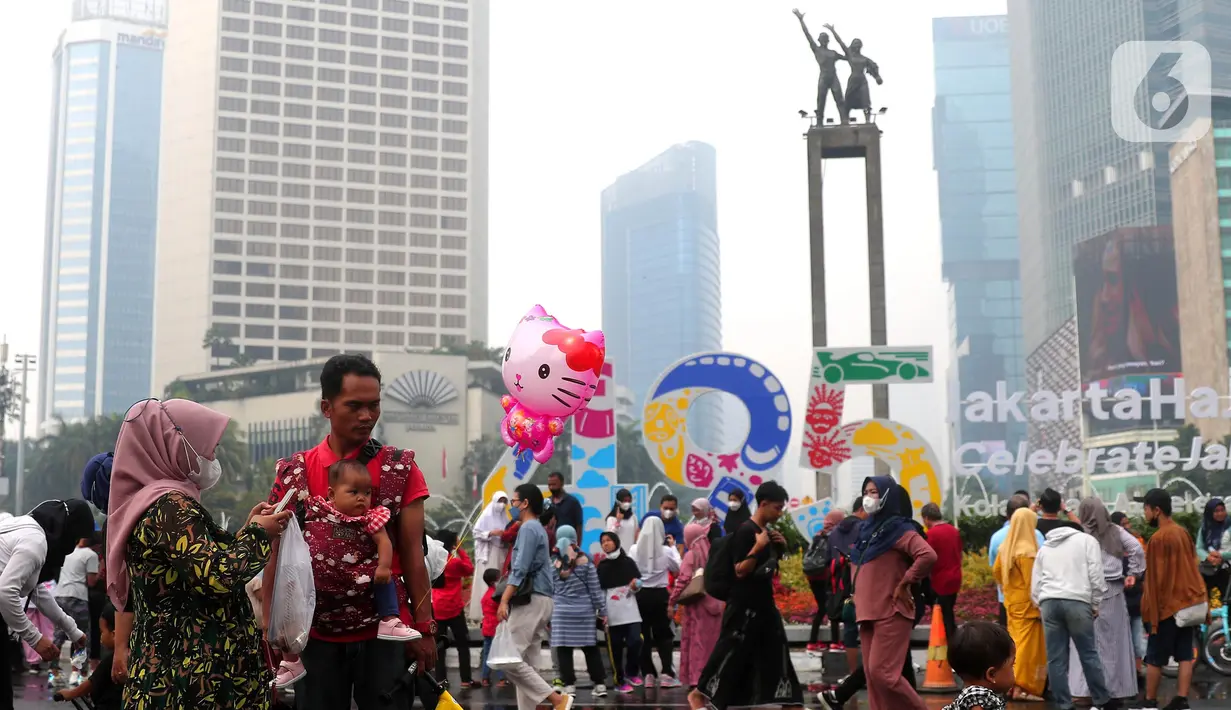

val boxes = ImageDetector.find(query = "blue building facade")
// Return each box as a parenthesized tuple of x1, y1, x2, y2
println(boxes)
(932, 16, 1026, 489)
(38, 1, 167, 424)
(601, 142, 724, 449)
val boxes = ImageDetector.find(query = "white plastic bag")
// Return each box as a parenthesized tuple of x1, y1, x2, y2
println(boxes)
(486, 621, 522, 670)
(425, 534, 448, 580)
(268, 517, 315, 654)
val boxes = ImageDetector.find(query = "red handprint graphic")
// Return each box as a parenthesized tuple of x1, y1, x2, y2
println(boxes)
(805, 385, 844, 435)
(803, 429, 852, 470)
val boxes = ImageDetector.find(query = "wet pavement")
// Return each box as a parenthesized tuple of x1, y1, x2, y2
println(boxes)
(12, 656, 1230, 709)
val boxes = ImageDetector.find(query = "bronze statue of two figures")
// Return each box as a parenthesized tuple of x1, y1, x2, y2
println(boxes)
(793, 8, 883, 125)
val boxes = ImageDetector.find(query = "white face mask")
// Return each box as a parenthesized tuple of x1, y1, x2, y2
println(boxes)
(661, 509, 675, 520)
(495, 502, 506, 512)
(862, 495, 881, 515)
(620, 502, 632, 511)
(191, 456, 223, 491)
(606, 548, 621, 559)
(727, 500, 741, 511)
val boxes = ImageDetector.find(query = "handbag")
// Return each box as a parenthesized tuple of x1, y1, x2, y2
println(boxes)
(1175, 600, 1209, 628)
(677, 570, 707, 606)
(491, 557, 540, 607)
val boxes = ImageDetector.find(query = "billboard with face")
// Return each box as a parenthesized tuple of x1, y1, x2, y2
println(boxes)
(1075, 227, 1181, 383)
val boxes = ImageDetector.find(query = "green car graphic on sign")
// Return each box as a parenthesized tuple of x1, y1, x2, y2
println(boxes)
(814, 351, 931, 384)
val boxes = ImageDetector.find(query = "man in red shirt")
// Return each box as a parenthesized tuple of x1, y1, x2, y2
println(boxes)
(921, 502, 963, 642)
(262, 354, 437, 709)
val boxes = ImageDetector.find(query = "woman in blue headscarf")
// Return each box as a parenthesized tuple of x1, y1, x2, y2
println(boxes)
(850, 476, 935, 710)
(550, 525, 609, 694)
(80, 452, 113, 511)
(1198, 497, 1231, 600)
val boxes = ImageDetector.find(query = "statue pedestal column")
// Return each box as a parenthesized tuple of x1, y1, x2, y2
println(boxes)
(805, 122, 890, 490)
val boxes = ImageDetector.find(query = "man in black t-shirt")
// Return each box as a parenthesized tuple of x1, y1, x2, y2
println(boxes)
(689, 482, 804, 710)
(1036, 488, 1083, 537)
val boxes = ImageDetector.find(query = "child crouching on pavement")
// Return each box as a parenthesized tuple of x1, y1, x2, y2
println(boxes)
(54, 603, 122, 710)
(478, 568, 506, 687)
(276, 459, 419, 688)
(942, 622, 1015, 710)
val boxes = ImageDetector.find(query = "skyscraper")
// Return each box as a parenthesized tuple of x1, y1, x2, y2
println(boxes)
(1007, 0, 1231, 477)
(932, 15, 1026, 484)
(601, 142, 723, 448)
(1008, 0, 1231, 359)
(38, 0, 168, 424)
(1007, 0, 1172, 360)
(151, 0, 489, 393)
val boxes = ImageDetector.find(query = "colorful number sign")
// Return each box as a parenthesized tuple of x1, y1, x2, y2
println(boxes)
(789, 346, 943, 537)
(568, 362, 619, 553)
(642, 352, 793, 516)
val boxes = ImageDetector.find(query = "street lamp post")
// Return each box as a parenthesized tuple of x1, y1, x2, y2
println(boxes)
(0, 339, 8, 482)
(13, 354, 35, 515)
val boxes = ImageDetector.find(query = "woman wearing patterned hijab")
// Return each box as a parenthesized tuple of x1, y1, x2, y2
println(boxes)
(107, 399, 291, 709)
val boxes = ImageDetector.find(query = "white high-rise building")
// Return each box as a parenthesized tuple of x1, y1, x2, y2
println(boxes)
(38, 0, 168, 425)
(152, 0, 489, 394)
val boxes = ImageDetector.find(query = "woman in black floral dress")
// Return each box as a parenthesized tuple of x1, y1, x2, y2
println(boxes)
(106, 399, 291, 709)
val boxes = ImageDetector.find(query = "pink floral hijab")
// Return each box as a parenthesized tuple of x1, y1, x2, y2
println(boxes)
(106, 399, 230, 611)
(683, 522, 712, 559)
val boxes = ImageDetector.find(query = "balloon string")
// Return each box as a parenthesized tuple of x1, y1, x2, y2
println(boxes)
(415, 499, 486, 612)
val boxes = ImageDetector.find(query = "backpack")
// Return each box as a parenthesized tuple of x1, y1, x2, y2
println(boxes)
(825, 551, 852, 620)
(802, 534, 831, 579)
(703, 534, 737, 602)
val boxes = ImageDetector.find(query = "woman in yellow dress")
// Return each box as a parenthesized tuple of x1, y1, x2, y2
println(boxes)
(993, 507, 1048, 700)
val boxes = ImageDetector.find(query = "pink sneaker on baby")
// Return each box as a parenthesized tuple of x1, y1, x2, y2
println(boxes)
(377, 618, 423, 642)
(275, 659, 306, 689)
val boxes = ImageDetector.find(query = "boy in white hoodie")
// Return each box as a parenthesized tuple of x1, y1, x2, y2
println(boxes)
(1031, 526, 1122, 710)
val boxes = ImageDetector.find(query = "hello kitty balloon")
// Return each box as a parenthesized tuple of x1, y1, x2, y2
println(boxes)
(500, 305, 606, 463)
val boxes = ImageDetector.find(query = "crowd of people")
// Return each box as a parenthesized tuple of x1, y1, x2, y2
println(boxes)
(0, 351, 1222, 710)
(930, 489, 1210, 710)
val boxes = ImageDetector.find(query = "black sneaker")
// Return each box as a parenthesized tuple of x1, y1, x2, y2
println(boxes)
(1128, 699, 1159, 710)
(1161, 697, 1190, 710)
(817, 690, 843, 710)
(1100, 700, 1124, 710)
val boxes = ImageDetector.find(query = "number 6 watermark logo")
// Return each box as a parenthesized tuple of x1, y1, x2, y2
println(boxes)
(1111, 41, 1211, 143)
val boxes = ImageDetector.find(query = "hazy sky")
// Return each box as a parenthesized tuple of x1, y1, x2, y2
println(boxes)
(0, 0, 1003, 499)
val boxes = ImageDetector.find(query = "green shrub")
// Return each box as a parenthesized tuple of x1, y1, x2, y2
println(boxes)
(778, 553, 808, 592)
(1131, 511, 1200, 544)
(962, 548, 996, 592)
(958, 514, 1003, 553)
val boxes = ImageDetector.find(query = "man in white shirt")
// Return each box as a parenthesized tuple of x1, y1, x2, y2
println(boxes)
(53, 535, 99, 652)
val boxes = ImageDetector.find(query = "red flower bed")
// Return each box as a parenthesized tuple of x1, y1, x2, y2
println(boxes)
(773, 576, 818, 624)
(955, 583, 999, 623)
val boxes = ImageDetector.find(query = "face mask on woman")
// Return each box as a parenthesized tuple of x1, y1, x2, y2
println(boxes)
(191, 456, 223, 491)
(620, 501, 632, 512)
(862, 495, 881, 515)
(495, 502, 506, 512)
(727, 500, 741, 511)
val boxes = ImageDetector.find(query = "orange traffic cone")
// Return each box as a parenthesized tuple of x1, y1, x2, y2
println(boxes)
(919, 605, 959, 693)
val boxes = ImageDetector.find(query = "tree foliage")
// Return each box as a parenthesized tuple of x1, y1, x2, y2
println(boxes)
(462, 434, 508, 485)
(431, 340, 503, 365)
(1168, 423, 1231, 494)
